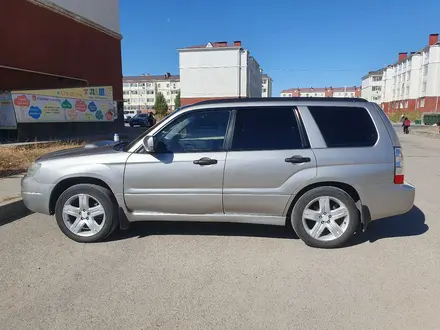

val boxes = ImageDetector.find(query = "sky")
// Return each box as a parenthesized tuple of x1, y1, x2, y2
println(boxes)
(120, 0, 440, 95)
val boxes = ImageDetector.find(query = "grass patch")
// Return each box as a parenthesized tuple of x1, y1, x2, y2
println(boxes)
(388, 111, 422, 123)
(0, 141, 83, 178)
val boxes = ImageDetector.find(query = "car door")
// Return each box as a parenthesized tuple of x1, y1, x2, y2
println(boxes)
(124, 108, 232, 215)
(223, 106, 317, 217)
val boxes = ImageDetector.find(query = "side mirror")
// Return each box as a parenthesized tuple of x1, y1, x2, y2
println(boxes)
(142, 135, 155, 152)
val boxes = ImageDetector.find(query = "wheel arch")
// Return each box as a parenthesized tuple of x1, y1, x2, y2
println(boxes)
(285, 181, 361, 224)
(49, 177, 115, 215)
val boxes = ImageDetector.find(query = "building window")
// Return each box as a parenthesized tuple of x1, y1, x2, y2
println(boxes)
(166, 84, 170, 88)
(404, 101, 408, 108)
(422, 82, 427, 92)
(158, 83, 161, 88)
(372, 86, 382, 92)
(373, 76, 382, 82)
(130, 84, 137, 87)
(420, 98, 425, 107)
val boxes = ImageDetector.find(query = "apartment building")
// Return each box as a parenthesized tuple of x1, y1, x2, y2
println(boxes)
(362, 33, 440, 113)
(281, 86, 361, 98)
(262, 74, 273, 97)
(361, 69, 385, 104)
(178, 41, 262, 105)
(123, 74, 180, 115)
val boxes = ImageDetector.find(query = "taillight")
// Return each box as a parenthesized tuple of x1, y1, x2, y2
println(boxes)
(394, 147, 404, 184)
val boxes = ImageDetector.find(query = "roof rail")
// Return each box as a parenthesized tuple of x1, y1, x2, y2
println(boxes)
(192, 97, 368, 106)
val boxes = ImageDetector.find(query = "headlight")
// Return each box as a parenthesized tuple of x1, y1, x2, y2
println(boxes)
(27, 162, 42, 177)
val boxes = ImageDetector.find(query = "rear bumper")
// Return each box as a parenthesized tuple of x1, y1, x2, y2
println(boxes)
(21, 176, 53, 215)
(366, 182, 415, 221)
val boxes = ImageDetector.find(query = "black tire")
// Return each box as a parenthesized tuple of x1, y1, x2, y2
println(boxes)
(129, 123, 134, 127)
(55, 184, 118, 243)
(291, 186, 359, 249)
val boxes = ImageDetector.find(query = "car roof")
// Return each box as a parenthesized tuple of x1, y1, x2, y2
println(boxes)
(192, 97, 368, 107)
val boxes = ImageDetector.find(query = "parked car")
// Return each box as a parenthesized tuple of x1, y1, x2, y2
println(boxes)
(21, 97, 415, 248)
(127, 113, 151, 127)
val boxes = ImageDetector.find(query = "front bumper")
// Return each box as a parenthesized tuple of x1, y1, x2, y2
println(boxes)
(21, 175, 54, 215)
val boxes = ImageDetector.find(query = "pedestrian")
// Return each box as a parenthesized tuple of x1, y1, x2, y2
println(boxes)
(402, 117, 410, 134)
(147, 112, 156, 127)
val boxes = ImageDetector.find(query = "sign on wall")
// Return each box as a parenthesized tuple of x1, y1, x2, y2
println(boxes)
(0, 92, 17, 129)
(11, 86, 116, 123)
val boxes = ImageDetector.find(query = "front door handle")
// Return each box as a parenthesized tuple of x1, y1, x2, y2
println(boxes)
(285, 155, 311, 164)
(193, 157, 218, 166)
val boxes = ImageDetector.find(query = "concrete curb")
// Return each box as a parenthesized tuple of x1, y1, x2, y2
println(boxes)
(0, 197, 32, 226)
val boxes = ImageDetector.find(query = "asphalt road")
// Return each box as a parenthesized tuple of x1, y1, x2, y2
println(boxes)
(1, 132, 439, 330)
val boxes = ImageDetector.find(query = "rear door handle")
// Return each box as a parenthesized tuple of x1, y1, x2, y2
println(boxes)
(193, 157, 218, 166)
(285, 155, 311, 164)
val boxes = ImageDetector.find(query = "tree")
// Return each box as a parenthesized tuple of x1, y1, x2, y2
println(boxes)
(154, 92, 168, 116)
(174, 91, 181, 110)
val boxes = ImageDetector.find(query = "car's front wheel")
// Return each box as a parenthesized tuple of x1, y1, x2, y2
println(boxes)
(291, 186, 359, 248)
(55, 184, 118, 243)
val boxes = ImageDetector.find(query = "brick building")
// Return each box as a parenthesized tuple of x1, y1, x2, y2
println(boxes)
(0, 0, 123, 140)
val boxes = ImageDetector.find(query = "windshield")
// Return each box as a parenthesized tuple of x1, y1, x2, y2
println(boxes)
(123, 108, 185, 151)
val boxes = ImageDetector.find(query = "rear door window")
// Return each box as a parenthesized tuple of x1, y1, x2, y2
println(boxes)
(308, 106, 378, 148)
(231, 107, 304, 151)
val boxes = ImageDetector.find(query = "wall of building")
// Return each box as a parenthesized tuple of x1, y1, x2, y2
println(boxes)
(262, 76, 273, 97)
(43, 0, 120, 33)
(0, 0, 123, 140)
(179, 44, 263, 106)
(180, 49, 242, 99)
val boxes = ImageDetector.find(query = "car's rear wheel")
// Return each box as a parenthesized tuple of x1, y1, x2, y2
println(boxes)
(55, 184, 118, 243)
(129, 123, 134, 127)
(291, 186, 359, 248)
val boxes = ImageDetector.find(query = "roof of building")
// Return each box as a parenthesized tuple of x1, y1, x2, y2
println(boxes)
(123, 75, 180, 83)
(361, 68, 386, 80)
(281, 86, 360, 93)
(362, 33, 440, 75)
(184, 41, 242, 49)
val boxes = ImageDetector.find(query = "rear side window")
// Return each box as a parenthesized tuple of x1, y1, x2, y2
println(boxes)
(231, 107, 304, 151)
(308, 106, 378, 148)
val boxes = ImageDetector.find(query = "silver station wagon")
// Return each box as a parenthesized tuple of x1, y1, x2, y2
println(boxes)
(21, 98, 415, 248)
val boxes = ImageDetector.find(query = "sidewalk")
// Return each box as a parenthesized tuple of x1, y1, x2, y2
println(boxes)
(0, 174, 22, 202)
(0, 174, 29, 225)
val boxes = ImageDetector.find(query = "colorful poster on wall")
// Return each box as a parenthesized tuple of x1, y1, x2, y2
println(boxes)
(0, 92, 17, 129)
(11, 86, 116, 123)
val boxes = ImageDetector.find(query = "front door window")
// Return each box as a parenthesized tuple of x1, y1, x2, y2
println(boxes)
(154, 110, 231, 153)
